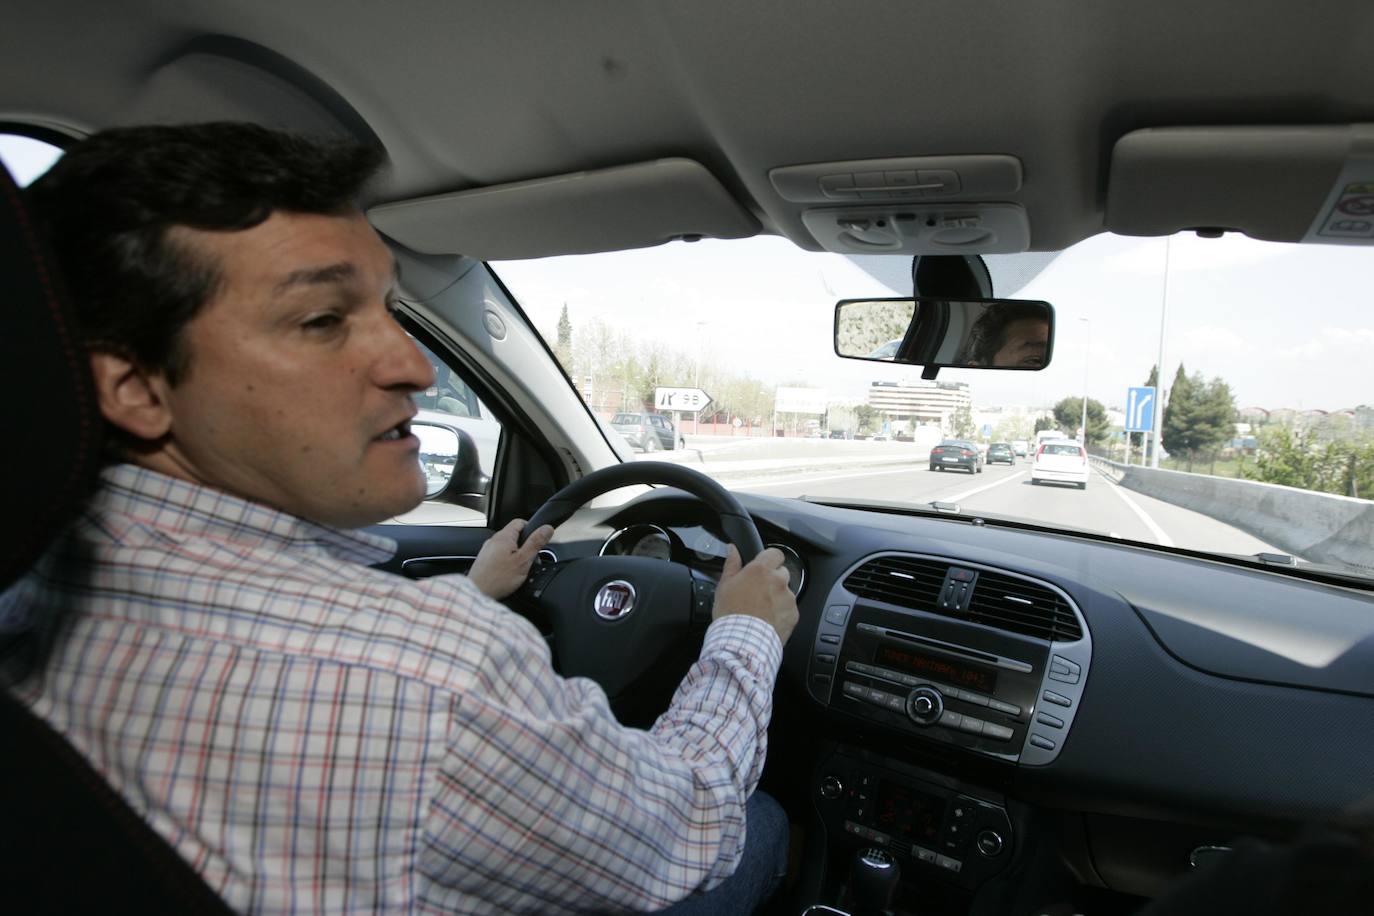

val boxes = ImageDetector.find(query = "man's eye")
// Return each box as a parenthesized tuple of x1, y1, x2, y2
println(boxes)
(302, 313, 343, 331)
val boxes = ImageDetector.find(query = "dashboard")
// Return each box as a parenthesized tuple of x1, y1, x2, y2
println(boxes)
(543, 484, 1374, 905)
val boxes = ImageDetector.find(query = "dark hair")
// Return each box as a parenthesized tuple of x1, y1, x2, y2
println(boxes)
(26, 122, 385, 385)
(961, 301, 1047, 366)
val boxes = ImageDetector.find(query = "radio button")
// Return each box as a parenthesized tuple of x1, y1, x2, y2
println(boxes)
(884, 694, 905, 712)
(865, 687, 889, 704)
(938, 709, 964, 730)
(1042, 690, 1072, 708)
(1049, 655, 1082, 684)
(825, 605, 851, 625)
(1036, 712, 1065, 729)
(843, 681, 865, 699)
(983, 723, 1014, 741)
(957, 689, 989, 707)
(976, 829, 1005, 858)
(958, 716, 985, 736)
(987, 699, 1021, 716)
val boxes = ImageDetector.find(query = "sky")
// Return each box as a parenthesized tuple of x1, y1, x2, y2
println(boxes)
(5, 133, 1370, 414)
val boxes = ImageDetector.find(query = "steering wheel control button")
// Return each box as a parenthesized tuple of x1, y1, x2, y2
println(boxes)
(1029, 734, 1057, 751)
(820, 776, 844, 799)
(825, 605, 851, 625)
(1049, 655, 1082, 683)
(593, 580, 637, 620)
(1036, 712, 1065, 729)
(690, 578, 715, 626)
(1042, 690, 1072, 707)
(976, 830, 1005, 858)
(906, 686, 944, 725)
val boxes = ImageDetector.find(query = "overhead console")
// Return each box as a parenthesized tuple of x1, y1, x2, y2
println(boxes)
(769, 155, 1030, 255)
(808, 552, 1091, 767)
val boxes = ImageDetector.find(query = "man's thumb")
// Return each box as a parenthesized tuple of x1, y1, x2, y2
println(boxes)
(721, 544, 742, 579)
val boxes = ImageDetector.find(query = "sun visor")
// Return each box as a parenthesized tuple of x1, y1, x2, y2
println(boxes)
(368, 158, 759, 259)
(1106, 124, 1374, 244)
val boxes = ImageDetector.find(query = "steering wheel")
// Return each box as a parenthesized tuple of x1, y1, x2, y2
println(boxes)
(518, 461, 765, 697)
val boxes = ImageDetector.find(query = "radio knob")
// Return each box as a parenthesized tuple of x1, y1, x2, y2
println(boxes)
(906, 686, 944, 725)
(820, 775, 844, 799)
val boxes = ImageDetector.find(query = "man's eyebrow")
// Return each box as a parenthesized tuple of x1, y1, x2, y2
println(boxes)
(272, 260, 402, 296)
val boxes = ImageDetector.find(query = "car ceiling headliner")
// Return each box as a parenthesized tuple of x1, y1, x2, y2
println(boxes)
(5, 0, 1374, 254)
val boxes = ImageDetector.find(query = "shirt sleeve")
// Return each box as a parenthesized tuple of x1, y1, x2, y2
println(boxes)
(415, 584, 783, 915)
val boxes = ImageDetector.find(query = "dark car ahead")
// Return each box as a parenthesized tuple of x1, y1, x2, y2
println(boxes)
(609, 412, 683, 452)
(987, 442, 1015, 465)
(929, 439, 983, 473)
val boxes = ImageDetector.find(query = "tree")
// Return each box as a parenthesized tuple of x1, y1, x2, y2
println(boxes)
(1051, 396, 1110, 444)
(555, 303, 573, 370)
(1242, 427, 1374, 497)
(1162, 364, 1236, 469)
(950, 404, 975, 438)
(854, 404, 882, 435)
(1033, 415, 1056, 434)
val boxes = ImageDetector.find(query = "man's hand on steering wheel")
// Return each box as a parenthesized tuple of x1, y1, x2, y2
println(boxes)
(470, 519, 556, 600)
(714, 545, 798, 644)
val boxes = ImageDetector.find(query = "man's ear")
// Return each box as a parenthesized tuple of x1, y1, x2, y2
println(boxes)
(89, 351, 173, 441)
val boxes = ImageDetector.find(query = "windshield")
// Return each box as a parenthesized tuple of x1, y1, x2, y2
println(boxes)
(492, 232, 1374, 582)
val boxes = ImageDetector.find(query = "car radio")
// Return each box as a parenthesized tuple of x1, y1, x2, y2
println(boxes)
(808, 553, 1092, 765)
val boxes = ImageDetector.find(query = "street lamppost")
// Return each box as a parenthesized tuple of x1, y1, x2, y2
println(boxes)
(1078, 317, 1091, 446)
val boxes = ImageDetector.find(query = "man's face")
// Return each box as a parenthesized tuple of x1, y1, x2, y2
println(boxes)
(154, 210, 435, 527)
(992, 317, 1050, 368)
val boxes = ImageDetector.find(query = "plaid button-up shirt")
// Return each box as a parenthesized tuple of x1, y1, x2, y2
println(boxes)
(1, 464, 783, 914)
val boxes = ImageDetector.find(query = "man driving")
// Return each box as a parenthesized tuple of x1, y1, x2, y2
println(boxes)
(959, 301, 1050, 368)
(1, 123, 798, 914)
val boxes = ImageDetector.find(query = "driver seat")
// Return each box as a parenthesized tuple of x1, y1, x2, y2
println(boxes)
(0, 160, 234, 913)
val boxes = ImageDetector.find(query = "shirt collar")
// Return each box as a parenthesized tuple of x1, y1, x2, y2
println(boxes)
(94, 464, 397, 566)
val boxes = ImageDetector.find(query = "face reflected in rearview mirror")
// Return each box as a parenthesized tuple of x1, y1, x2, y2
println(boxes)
(834, 297, 1054, 370)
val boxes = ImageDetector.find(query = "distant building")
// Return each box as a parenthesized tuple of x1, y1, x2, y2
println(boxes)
(1239, 406, 1270, 423)
(868, 378, 971, 431)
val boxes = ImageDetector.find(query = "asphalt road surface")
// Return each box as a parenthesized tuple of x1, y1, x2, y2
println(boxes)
(727, 459, 1283, 557)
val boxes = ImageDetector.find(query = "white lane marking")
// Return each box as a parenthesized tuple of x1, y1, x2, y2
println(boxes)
(945, 470, 1026, 502)
(1097, 469, 1175, 547)
(733, 465, 921, 489)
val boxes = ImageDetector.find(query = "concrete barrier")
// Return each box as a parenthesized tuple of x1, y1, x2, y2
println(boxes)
(1090, 457, 1374, 573)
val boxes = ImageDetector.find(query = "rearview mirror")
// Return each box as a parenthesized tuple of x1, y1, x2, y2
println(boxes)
(835, 296, 1055, 370)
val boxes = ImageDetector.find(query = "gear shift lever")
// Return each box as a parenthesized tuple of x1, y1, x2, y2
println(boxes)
(848, 847, 900, 916)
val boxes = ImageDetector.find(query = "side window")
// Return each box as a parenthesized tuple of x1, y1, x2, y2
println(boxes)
(0, 132, 64, 187)
(385, 336, 504, 527)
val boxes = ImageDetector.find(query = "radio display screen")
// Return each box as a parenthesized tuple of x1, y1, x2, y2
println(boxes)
(876, 644, 999, 694)
(874, 780, 945, 844)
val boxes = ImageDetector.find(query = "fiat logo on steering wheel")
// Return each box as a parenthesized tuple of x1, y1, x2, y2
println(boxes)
(594, 580, 637, 620)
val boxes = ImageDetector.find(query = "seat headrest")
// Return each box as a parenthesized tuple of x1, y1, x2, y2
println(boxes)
(0, 161, 103, 589)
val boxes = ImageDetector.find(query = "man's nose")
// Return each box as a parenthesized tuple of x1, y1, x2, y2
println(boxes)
(373, 314, 436, 391)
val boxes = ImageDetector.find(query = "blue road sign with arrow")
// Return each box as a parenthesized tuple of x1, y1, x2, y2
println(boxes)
(1125, 386, 1156, 433)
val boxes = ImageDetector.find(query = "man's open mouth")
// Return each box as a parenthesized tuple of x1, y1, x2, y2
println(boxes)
(376, 420, 411, 442)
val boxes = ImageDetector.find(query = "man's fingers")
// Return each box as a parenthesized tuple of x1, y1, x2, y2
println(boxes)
(500, 518, 527, 544)
(754, 547, 785, 570)
(517, 524, 555, 561)
(721, 544, 742, 579)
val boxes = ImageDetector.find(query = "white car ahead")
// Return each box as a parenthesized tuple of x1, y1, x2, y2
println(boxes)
(1031, 440, 1090, 489)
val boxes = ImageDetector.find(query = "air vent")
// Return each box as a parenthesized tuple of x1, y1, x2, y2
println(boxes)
(843, 556, 947, 609)
(965, 571, 1082, 642)
(843, 555, 1082, 643)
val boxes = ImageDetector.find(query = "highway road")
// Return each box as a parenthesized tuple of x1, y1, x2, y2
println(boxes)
(724, 458, 1284, 558)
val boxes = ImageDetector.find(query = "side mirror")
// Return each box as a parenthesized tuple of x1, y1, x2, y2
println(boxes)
(834, 296, 1055, 370)
(413, 421, 490, 511)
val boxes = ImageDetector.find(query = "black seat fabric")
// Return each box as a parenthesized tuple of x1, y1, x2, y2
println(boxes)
(0, 160, 234, 914)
